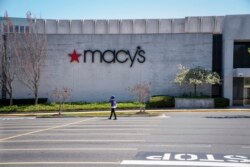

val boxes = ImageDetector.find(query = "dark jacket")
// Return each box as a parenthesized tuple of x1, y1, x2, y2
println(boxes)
(109, 99, 117, 108)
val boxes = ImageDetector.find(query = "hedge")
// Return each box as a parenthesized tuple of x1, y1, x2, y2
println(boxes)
(147, 95, 175, 108)
(214, 97, 230, 108)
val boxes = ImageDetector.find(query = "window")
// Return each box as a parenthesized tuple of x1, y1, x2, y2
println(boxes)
(234, 42, 250, 68)
(20, 26, 24, 33)
(15, 25, 19, 33)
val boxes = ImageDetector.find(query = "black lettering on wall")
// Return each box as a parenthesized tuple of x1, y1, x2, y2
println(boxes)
(82, 46, 146, 67)
(137, 50, 146, 63)
(115, 50, 129, 63)
(84, 50, 102, 63)
(102, 50, 116, 63)
(128, 46, 141, 67)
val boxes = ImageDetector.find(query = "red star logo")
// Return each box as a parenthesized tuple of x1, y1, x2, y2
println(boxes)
(68, 50, 81, 63)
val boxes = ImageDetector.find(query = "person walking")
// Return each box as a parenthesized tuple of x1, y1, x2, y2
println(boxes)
(108, 95, 117, 120)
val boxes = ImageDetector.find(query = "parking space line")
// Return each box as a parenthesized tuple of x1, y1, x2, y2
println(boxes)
(0, 126, 53, 130)
(0, 117, 36, 121)
(0, 117, 96, 141)
(43, 128, 152, 131)
(70, 125, 158, 127)
(242, 146, 250, 149)
(0, 129, 34, 132)
(0, 148, 137, 151)
(0, 128, 152, 132)
(0, 125, 156, 128)
(145, 144, 212, 148)
(0, 161, 120, 165)
(25, 133, 150, 136)
(0, 139, 145, 143)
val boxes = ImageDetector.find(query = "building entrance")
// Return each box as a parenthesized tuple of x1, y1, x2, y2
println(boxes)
(243, 78, 250, 106)
(233, 77, 250, 106)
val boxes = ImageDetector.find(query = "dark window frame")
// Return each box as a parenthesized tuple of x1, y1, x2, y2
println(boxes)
(233, 42, 250, 68)
(20, 26, 24, 33)
(15, 25, 19, 33)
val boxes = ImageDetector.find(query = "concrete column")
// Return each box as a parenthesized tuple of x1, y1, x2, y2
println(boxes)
(222, 40, 234, 105)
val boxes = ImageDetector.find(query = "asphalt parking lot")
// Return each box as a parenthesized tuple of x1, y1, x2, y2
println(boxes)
(0, 112, 250, 167)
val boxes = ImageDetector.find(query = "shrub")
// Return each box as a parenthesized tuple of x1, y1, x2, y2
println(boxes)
(147, 95, 174, 108)
(0, 98, 48, 105)
(214, 97, 229, 108)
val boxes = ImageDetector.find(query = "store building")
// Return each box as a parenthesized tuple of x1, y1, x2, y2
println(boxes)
(0, 15, 250, 106)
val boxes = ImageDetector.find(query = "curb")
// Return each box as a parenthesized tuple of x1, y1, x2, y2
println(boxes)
(0, 108, 250, 117)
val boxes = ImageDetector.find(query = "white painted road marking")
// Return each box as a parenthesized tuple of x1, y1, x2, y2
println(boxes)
(121, 160, 250, 166)
(24, 133, 150, 136)
(28, 128, 152, 131)
(0, 161, 120, 165)
(0, 139, 145, 143)
(0, 117, 96, 141)
(242, 146, 250, 149)
(0, 128, 151, 132)
(71, 124, 158, 127)
(0, 148, 137, 151)
(125, 152, 250, 166)
(0, 117, 36, 121)
(145, 144, 212, 148)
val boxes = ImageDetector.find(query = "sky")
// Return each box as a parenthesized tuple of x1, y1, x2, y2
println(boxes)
(0, 0, 250, 19)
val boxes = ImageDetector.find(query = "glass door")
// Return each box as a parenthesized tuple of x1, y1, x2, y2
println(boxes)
(243, 78, 250, 106)
(233, 78, 243, 106)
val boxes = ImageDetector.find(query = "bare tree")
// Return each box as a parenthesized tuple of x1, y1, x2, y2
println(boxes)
(0, 11, 18, 105)
(13, 11, 47, 105)
(52, 87, 72, 115)
(129, 82, 150, 112)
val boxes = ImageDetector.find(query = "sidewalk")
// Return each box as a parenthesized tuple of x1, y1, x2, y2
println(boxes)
(1, 108, 250, 117)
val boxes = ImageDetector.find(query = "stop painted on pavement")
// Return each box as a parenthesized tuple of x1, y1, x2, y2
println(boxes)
(121, 152, 250, 166)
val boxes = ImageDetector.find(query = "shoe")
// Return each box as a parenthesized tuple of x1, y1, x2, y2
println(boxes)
(108, 118, 111, 119)
(114, 118, 117, 120)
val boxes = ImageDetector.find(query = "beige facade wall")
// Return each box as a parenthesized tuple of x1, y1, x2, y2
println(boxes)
(0, 16, 224, 35)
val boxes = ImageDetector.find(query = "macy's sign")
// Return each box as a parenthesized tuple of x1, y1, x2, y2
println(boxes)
(68, 46, 146, 67)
